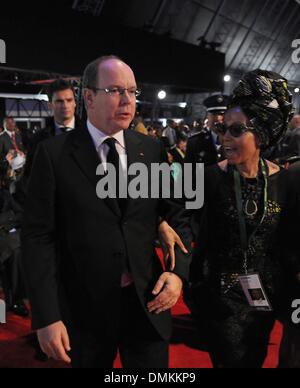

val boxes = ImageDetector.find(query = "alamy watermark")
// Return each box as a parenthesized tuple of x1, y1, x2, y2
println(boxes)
(292, 39, 300, 64)
(292, 300, 300, 325)
(0, 39, 6, 63)
(0, 300, 5, 324)
(96, 160, 204, 210)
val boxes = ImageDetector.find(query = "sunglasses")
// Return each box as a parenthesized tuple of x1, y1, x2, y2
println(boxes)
(215, 122, 253, 137)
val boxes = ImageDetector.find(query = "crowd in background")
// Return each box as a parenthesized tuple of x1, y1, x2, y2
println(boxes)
(0, 73, 300, 368)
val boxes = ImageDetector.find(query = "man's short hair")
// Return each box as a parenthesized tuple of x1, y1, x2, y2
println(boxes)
(47, 79, 76, 102)
(3, 116, 14, 127)
(82, 55, 122, 90)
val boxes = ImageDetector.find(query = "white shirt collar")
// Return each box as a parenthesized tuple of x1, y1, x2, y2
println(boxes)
(55, 117, 76, 130)
(4, 129, 14, 138)
(87, 120, 125, 151)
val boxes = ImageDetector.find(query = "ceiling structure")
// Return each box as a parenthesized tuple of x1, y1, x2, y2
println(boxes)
(71, 0, 300, 115)
(80, 0, 300, 86)
(0, 0, 299, 120)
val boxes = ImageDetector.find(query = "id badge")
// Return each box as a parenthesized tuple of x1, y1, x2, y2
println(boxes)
(238, 273, 273, 312)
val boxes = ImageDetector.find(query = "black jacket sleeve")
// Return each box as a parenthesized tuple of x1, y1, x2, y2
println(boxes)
(158, 142, 193, 282)
(21, 142, 61, 330)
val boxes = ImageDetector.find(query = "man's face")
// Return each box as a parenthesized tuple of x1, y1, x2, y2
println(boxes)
(84, 59, 137, 135)
(49, 89, 76, 124)
(178, 140, 187, 153)
(5, 118, 16, 132)
(207, 112, 224, 133)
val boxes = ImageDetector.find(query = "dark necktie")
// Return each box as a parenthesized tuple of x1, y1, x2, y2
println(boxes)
(104, 138, 126, 214)
(60, 127, 71, 133)
(11, 132, 20, 152)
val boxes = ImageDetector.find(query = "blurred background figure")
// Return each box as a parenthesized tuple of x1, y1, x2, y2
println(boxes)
(162, 119, 178, 150)
(278, 114, 300, 161)
(0, 117, 25, 162)
(170, 133, 188, 166)
(0, 159, 28, 318)
(133, 112, 148, 136)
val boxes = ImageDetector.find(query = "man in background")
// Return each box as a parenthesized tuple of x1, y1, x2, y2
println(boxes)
(24, 79, 81, 178)
(0, 117, 24, 161)
(278, 114, 300, 161)
(185, 94, 229, 166)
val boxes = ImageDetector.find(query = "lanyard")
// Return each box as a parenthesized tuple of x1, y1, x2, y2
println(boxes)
(234, 159, 268, 274)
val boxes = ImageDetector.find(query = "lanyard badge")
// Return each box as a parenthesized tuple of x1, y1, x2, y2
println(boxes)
(234, 159, 273, 311)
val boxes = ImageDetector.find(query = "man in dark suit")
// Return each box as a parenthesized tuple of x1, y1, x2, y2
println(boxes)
(185, 95, 229, 166)
(170, 133, 187, 166)
(24, 79, 81, 178)
(278, 115, 300, 161)
(0, 117, 24, 161)
(22, 56, 191, 368)
(278, 161, 300, 368)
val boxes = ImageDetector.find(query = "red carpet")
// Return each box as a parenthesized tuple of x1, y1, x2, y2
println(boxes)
(0, 296, 282, 369)
(0, 250, 283, 368)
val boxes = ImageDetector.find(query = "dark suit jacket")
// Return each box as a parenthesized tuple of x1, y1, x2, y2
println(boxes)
(24, 116, 82, 178)
(0, 188, 23, 264)
(170, 148, 185, 166)
(0, 132, 24, 161)
(21, 126, 192, 341)
(185, 129, 225, 166)
(282, 128, 300, 159)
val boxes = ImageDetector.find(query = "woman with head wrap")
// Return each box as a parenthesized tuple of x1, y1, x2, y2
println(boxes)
(185, 69, 297, 368)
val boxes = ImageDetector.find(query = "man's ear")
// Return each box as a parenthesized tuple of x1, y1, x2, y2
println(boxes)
(83, 89, 94, 110)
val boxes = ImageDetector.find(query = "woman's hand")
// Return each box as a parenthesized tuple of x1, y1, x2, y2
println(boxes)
(5, 150, 15, 164)
(158, 221, 188, 271)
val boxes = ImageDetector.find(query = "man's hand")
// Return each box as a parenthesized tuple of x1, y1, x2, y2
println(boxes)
(159, 221, 188, 271)
(147, 272, 183, 315)
(37, 321, 71, 364)
(5, 150, 15, 164)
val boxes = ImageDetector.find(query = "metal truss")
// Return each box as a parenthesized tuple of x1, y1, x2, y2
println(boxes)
(245, 0, 291, 71)
(237, 34, 266, 71)
(172, 0, 300, 84)
(0, 66, 73, 85)
(264, 7, 300, 74)
(226, 0, 271, 70)
(282, 62, 299, 83)
(73, 79, 85, 119)
(72, 0, 106, 17)
(5, 99, 51, 118)
(235, 0, 288, 71)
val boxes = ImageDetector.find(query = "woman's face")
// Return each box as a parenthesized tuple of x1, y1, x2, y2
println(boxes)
(223, 108, 260, 165)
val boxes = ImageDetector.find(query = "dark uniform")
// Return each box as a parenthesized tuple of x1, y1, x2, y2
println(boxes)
(184, 95, 229, 316)
(185, 94, 229, 167)
(185, 129, 225, 166)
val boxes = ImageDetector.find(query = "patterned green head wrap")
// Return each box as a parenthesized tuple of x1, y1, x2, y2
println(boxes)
(230, 69, 294, 149)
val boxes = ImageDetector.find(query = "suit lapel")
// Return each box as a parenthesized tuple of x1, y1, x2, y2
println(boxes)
(70, 127, 121, 218)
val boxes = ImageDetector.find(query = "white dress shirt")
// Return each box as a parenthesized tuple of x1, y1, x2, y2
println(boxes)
(55, 117, 76, 136)
(87, 120, 127, 173)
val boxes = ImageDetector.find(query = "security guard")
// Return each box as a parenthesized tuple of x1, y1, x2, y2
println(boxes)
(185, 94, 229, 166)
(184, 95, 229, 314)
